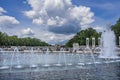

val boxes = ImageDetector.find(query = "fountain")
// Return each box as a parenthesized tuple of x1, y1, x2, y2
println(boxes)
(0, 48, 9, 69)
(62, 48, 67, 66)
(84, 38, 96, 66)
(77, 54, 85, 66)
(99, 24, 118, 58)
(30, 47, 38, 68)
(43, 48, 50, 67)
(13, 47, 23, 69)
(54, 48, 63, 66)
(68, 48, 74, 65)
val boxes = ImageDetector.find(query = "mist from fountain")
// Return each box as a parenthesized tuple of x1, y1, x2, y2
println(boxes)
(69, 48, 75, 64)
(10, 49, 14, 71)
(14, 47, 23, 69)
(30, 47, 37, 68)
(62, 48, 67, 66)
(67, 54, 73, 66)
(0, 48, 9, 69)
(84, 38, 96, 66)
(73, 43, 84, 65)
(55, 48, 62, 66)
(43, 48, 50, 67)
(77, 54, 85, 66)
(99, 25, 118, 58)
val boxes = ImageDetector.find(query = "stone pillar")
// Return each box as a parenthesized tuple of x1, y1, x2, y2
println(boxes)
(73, 43, 79, 51)
(86, 38, 89, 48)
(98, 37, 101, 47)
(119, 36, 120, 47)
(92, 37, 95, 48)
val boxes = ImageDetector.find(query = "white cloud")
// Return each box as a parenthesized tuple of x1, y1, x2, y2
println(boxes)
(21, 28, 35, 36)
(0, 16, 19, 25)
(34, 31, 75, 44)
(69, 6, 94, 28)
(47, 16, 67, 26)
(93, 26, 104, 32)
(33, 17, 44, 25)
(47, 18, 57, 26)
(18, 28, 74, 44)
(0, 7, 6, 15)
(23, 0, 95, 44)
(24, 10, 37, 18)
(24, 0, 94, 33)
(0, 7, 20, 29)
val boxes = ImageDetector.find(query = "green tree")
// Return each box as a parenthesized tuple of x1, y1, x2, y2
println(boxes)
(112, 18, 120, 45)
(65, 28, 101, 47)
(0, 32, 49, 46)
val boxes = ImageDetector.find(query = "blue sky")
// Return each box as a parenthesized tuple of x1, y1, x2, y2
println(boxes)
(0, 0, 120, 44)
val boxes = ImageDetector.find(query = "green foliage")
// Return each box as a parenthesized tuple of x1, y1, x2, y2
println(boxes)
(0, 32, 48, 46)
(112, 18, 120, 45)
(65, 28, 101, 47)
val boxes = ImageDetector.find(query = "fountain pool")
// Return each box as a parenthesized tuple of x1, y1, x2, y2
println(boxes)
(0, 48, 120, 80)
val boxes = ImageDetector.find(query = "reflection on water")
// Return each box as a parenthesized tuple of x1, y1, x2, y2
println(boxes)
(0, 63, 120, 80)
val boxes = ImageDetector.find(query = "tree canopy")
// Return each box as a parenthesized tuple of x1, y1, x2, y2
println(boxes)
(112, 18, 120, 45)
(65, 28, 101, 47)
(0, 32, 48, 46)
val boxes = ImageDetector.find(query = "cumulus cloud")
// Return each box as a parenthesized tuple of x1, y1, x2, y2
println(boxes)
(93, 26, 104, 32)
(21, 28, 35, 36)
(0, 7, 6, 15)
(0, 16, 19, 25)
(19, 28, 74, 44)
(24, 0, 94, 34)
(0, 7, 19, 29)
